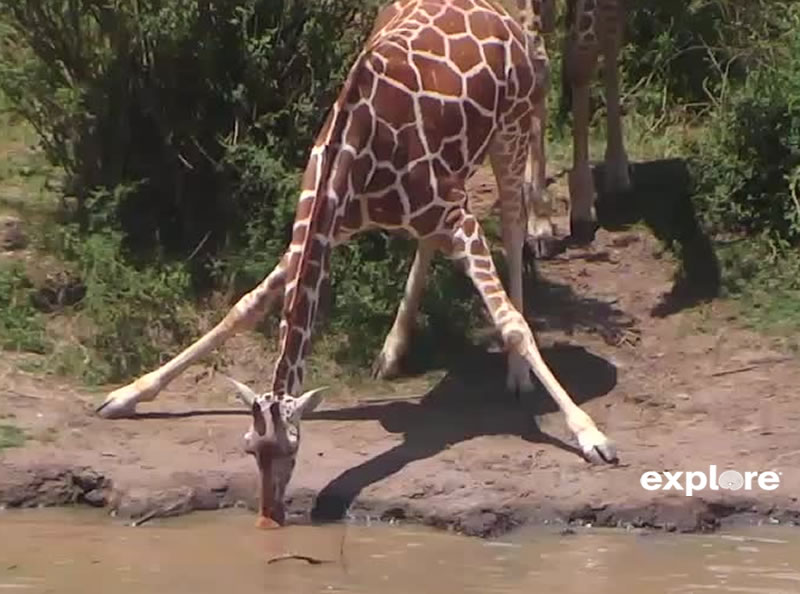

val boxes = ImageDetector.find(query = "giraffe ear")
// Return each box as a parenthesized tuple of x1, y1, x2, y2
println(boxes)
(221, 374, 258, 407)
(251, 401, 267, 436)
(292, 387, 327, 419)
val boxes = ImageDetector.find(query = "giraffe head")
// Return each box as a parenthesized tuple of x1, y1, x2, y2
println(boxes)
(224, 376, 326, 529)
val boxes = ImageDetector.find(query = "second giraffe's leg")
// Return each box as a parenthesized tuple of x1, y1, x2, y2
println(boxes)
(501, 214, 535, 396)
(565, 36, 600, 244)
(372, 242, 435, 379)
(489, 148, 534, 394)
(601, 16, 631, 195)
(443, 207, 617, 463)
(522, 100, 561, 259)
(96, 255, 289, 418)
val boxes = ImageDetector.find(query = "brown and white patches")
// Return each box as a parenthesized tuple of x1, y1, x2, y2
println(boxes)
(372, 120, 396, 162)
(468, 9, 507, 41)
(410, 26, 446, 56)
(346, 103, 374, 150)
(481, 41, 506, 80)
(419, 96, 464, 140)
(383, 57, 420, 92)
(395, 0, 418, 23)
(433, 7, 468, 36)
(440, 138, 466, 173)
(330, 151, 354, 200)
(463, 101, 495, 157)
(392, 124, 427, 170)
(367, 189, 405, 227)
(410, 204, 446, 236)
(412, 53, 463, 96)
(400, 161, 435, 212)
(473, 0, 499, 12)
(351, 153, 375, 195)
(465, 67, 498, 112)
(449, 35, 483, 72)
(364, 166, 397, 195)
(420, 1, 447, 19)
(451, 0, 474, 10)
(372, 78, 416, 130)
(339, 198, 363, 233)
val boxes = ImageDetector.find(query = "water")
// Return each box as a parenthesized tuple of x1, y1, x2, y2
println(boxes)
(1, 508, 800, 593)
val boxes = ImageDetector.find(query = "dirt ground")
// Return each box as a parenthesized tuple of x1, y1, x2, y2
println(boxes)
(1, 162, 799, 537)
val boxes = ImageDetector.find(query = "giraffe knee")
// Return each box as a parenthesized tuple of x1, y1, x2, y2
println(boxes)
(499, 314, 533, 352)
(226, 292, 265, 331)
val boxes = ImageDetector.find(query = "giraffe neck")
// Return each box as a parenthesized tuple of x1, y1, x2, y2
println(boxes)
(270, 53, 370, 399)
(568, 0, 599, 45)
(515, 0, 555, 34)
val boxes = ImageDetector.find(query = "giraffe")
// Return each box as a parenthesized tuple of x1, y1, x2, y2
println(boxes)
(373, 0, 631, 379)
(95, 0, 618, 528)
(530, 0, 632, 255)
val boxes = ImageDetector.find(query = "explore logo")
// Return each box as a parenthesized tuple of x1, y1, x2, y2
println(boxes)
(640, 466, 782, 497)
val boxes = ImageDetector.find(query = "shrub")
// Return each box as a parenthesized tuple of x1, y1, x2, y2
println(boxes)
(0, 0, 380, 270)
(621, 0, 796, 119)
(688, 15, 800, 250)
(57, 226, 196, 383)
(0, 262, 50, 354)
(0, 0, 480, 381)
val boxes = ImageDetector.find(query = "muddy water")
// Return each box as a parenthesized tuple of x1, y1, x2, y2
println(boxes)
(1, 509, 800, 594)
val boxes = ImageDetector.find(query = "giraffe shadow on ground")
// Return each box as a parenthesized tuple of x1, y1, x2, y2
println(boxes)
(592, 157, 721, 317)
(394, 266, 638, 380)
(305, 341, 616, 522)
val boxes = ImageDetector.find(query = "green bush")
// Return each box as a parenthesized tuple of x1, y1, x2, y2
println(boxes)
(0, 262, 49, 353)
(688, 16, 800, 249)
(621, 0, 796, 119)
(57, 225, 196, 383)
(0, 0, 481, 381)
(0, 0, 379, 269)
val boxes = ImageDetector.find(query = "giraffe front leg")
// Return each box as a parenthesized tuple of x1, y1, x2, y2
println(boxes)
(490, 157, 535, 396)
(602, 36, 632, 197)
(568, 81, 599, 246)
(96, 257, 287, 418)
(565, 33, 600, 246)
(444, 209, 617, 464)
(372, 243, 434, 379)
(522, 102, 562, 260)
(503, 222, 535, 395)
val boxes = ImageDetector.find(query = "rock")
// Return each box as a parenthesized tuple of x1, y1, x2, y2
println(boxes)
(0, 216, 28, 251)
(83, 489, 107, 507)
(30, 270, 86, 312)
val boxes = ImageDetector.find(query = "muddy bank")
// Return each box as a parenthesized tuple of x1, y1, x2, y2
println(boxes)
(2, 172, 800, 539)
(1, 460, 799, 538)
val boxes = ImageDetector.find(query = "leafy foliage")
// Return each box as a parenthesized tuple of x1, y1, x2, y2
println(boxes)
(0, 0, 479, 381)
(0, 423, 26, 449)
(0, 262, 50, 354)
(2, 0, 799, 385)
(687, 26, 800, 249)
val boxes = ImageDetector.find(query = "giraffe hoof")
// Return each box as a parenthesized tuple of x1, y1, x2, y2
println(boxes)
(524, 235, 564, 260)
(568, 219, 598, 246)
(602, 164, 633, 197)
(95, 381, 154, 419)
(506, 370, 535, 398)
(371, 351, 402, 380)
(95, 396, 138, 419)
(577, 428, 618, 465)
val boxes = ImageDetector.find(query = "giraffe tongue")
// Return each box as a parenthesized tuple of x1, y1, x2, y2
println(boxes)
(255, 458, 282, 529)
(255, 514, 281, 530)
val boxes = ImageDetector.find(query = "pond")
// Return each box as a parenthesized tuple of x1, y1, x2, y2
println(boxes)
(1, 508, 799, 593)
